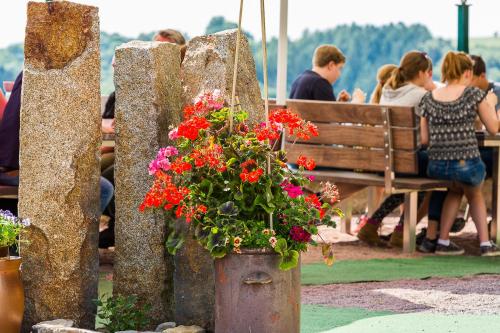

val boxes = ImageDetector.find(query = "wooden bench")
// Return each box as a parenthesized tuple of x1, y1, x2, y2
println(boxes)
(0, 185, 18, 199)
(284, 99, 450, 253)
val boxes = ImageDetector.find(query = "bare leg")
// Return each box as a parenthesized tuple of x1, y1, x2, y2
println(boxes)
(417, 192, 431, 222)
(463, 184, 489, 243)
(439, 185, 463, 241)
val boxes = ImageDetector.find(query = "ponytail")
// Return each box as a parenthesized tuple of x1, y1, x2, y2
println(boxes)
(386, 51, 433, 90)
(441, 51, 473, 83)
(370, 64, 397, 103)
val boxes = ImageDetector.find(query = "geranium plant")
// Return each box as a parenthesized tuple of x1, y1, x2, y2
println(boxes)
(140, 90, 342, 270)
(0, 210, 30, 256)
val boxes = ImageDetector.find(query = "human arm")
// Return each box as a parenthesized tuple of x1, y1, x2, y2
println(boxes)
(420, 117, 429, 146)
(102, 118, 115, 134)
(477, 91, 499, 135)
(351, 88, 366, 103)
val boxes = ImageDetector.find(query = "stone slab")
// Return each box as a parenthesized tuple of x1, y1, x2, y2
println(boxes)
(19, 1, 101, 330)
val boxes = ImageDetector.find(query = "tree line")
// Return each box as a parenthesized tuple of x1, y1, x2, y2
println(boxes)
(1, 16, 499, 97)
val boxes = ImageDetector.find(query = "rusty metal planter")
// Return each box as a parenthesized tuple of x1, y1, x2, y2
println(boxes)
(0, 256, 24, 333)
(214, 248, 300, 333)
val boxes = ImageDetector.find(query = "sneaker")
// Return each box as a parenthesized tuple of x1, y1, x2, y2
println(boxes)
(416, 228, 427, 246)
(418, 238, 437, 253)
(357, 221, 385, 246)
(435, 241, 464, 256)
(389, 230, 403, 248)
(480, 243, 500, 257)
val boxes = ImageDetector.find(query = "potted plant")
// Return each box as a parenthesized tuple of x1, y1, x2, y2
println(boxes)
(140, 90, 341, 332)
(0, 209, 30, 333)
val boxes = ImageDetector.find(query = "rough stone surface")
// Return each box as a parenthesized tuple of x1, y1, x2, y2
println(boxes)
(182, 29, 265, 125)
(32, 318, 98, 333)
(156, 322, 176, 331)
(164, 325, 205, 333)
(19, 1, 101, 330)
(113, 41, 182, 327)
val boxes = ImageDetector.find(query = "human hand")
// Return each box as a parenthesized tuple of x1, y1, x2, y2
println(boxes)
(351, 88, 366, 103)
(102, 118, 115, 134)
(337, 90, 351, 102)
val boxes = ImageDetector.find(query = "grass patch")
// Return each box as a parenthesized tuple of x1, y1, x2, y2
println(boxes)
(302, 256, 500, 285)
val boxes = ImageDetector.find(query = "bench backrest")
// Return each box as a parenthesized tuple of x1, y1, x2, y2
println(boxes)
(284, 99, 420, 176)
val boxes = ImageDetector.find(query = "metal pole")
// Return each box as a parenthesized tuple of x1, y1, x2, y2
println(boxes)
(457, 0, 470, 53)
(276, 0, 288, 105)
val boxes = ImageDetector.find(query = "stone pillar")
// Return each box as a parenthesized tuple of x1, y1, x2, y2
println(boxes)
(113, 41, 182, 326)
(19, 1, 101, 330)
(182, 29, 265, 126)
(175, 30, 264, 332)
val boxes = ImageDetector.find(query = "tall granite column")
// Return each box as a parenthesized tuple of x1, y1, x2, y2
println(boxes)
(113, 41, 182, 326)
(176, 29, 265, 331)
(19, 1, 101, 330)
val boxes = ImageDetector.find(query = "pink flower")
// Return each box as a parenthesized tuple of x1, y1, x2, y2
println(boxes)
(148, 157, 171, 175)
(280, 180, 303, 198)
(158, 146, 178, 158)
(269, 237, 277, 248)
(168, 128, 179, 140)
(307, 175, 315, 182)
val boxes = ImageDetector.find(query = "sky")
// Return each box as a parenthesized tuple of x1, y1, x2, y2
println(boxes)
(0, 0, 499, 48)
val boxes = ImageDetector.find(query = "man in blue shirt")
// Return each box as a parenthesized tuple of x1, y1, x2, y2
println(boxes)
(290, 44, 365, 102)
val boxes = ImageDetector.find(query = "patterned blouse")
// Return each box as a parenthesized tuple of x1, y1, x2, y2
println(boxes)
(419, 86, 487, 160)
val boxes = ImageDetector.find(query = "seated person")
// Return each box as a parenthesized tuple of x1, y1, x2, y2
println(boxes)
(418, 55, 500, 253)
(289, 45, 366, 199)
(357, 51, 434, 247)
(0, 89, 7, 121)
(0, 71, 114, 221)
(290, 44, 365, 103)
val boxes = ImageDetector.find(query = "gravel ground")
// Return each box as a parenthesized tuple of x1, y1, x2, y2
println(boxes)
(302, 274, 500, 314)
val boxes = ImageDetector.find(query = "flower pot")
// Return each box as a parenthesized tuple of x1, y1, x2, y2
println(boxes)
(0, 256, 24, 333)
(214, 248, 300, 333)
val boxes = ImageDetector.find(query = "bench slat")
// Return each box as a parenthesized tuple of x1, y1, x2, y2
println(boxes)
(285, 143, 418, 174)
(287, 99, 415, 127)
(289, 123, 417, 150)
(0, 185, 18, 199)
(300, 170, 448, 191)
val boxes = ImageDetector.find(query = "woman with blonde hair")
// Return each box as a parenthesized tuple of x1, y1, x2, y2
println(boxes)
(370, 64, 397, 104)
(358, 51, 433, 247)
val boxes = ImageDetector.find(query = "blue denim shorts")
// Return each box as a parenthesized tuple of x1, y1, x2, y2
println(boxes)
(427, 157, 486, 187)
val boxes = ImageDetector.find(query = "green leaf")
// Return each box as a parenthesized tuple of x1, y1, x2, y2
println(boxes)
(165, 230, 185, 255)
(274, 238, 288, 256)
(210, 246, 227, 258)
(200, 179, 214, 197)
(279, 250, 299, 271)
(226, 157, 238, 168)
(332, 207, 344, 218)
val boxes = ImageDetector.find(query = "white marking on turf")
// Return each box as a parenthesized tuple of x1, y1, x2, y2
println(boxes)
(374, 288, 500, 315)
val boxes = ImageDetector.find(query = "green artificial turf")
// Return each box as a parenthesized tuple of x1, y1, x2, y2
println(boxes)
(301, 305, 392, 333)
(301, 256, 500, 285)
(322, 313, 500, 333)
